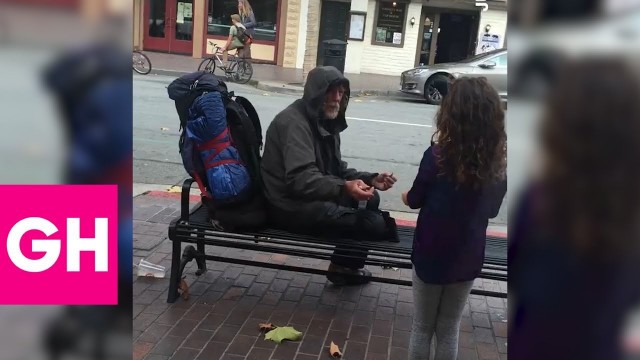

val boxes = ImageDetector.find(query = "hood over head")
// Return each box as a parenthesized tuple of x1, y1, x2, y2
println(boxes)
(302, 66, 350, 135)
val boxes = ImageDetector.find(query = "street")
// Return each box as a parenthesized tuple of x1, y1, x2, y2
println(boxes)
(134, 73, 509, 225)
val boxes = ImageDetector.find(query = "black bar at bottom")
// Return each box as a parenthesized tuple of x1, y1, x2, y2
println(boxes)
(201, 254, 507, 299)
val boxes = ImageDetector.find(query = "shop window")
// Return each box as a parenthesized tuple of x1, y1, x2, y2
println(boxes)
(372, 1, 408, 47)
(207, 0, 278, 42)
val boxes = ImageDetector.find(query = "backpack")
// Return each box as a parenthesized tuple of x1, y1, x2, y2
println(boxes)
(167, 71, 266, 231)
(235, 25, 251, 45)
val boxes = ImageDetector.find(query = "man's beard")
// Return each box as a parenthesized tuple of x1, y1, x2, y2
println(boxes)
(323, 104, 340, 119)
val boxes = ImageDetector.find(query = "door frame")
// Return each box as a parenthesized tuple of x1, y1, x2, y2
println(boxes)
(143, 0, 170, 52)
(316, 0, 351, 66)
(415, 9, 440, 67)
(143, 0, 194, 55)
(419, 7, 479, 65)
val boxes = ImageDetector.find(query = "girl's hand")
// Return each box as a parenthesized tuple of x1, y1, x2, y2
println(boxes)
(401, 191, 409, 206)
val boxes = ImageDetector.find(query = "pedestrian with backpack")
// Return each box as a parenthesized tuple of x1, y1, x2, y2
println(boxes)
(220, 14, 247, 69)
(238, 0, 256, 59)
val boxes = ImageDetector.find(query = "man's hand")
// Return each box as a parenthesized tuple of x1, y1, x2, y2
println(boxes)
(372, 172, 397, 191)
(345, 180, 375, 201)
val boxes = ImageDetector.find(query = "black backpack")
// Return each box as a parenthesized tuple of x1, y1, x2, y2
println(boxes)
(235, 25, 251, 45)
(167, 71, 266, 231)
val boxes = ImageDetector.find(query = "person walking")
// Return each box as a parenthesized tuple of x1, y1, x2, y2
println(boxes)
(238, 0, 256, 59)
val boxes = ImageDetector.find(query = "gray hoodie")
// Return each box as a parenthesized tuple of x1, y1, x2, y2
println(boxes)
(260, 66, 377, 212)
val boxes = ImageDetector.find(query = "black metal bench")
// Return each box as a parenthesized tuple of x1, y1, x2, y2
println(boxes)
(167, 178, 508, 303)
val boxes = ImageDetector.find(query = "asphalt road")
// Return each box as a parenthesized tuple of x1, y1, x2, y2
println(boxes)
(134, 73, 509, 225)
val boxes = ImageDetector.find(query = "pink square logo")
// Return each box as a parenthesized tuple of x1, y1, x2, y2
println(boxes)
(0, 185, 118, 305)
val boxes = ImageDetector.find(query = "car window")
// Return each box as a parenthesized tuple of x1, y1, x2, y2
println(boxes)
(488, 54, 507, 67)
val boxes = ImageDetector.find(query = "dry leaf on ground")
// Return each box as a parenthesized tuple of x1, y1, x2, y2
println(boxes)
(259, 323, 276, 332)
(178, 277, 189, 300)
(264, 326, 302, 343)
(330, 341, 343, 358)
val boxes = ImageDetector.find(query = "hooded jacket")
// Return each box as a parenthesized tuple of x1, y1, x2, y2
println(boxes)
(260, 66, 377, 212)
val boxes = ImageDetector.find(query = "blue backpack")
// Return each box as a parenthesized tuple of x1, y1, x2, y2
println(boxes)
(167, 71, 266, 230)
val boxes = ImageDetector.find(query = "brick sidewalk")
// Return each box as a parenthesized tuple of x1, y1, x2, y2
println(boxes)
(133, 191, 508, 360)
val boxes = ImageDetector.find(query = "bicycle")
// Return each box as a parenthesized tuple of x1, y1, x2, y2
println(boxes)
(133, 50, 152, 75)
(198, 42, 253, 84)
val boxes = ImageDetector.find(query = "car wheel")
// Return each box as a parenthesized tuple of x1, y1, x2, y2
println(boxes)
(424, 74, 449, 105)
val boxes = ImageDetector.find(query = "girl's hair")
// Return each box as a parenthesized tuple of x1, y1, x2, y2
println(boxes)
(538, 59, 640, 259)
(431, 77, 506, 188)
(238, 0, 254, 18)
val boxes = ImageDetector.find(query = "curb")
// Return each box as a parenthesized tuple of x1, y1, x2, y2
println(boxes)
(142, 69, 414, 101)
(255, 81, 304, 96)
(145, 68, 259, 87)
(254, 81, 419, 101)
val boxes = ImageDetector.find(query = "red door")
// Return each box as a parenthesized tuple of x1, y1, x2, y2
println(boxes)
(143, 0, 194, 55)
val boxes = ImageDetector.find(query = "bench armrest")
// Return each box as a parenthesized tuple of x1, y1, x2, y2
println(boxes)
(181, 178, 195, 222)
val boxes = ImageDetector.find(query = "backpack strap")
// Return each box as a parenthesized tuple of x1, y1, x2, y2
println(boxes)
(207, 159, 242, 169)
(193, 172, 211, 199)
(196, 128, 230, 151)
(196, 128, 244, 170)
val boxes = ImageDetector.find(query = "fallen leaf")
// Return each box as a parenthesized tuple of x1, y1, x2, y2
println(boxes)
(265, 326, 302, 343)
(178, 277, 190, 300)
(330, 341, 343, 358)
(167, 186, 182, 193)
(160, 127, 170, 131)
(259, 323, 276, 332)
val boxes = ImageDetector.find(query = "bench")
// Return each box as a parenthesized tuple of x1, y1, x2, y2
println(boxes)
(167, 178, 508, 303)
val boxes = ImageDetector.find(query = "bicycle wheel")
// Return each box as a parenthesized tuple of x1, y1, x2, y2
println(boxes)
(230, 59, 253, 84)
(132, 51, 152, 75)
(198, 58, 216, 74)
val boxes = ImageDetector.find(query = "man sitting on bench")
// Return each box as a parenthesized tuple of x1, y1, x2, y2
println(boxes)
(260, 66, 397, 286)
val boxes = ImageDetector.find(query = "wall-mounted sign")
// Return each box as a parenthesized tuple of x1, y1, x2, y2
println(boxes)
(374, 1, 407, 45)
(348, 12, 367, 41)
(183, 3, 193, 18)
(176, 2, 185, 24)
(476, 32, 501, 54)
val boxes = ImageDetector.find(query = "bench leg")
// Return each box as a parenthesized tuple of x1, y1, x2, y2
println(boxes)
(195, 229, 207, 276)
(167, 240, 182, 303)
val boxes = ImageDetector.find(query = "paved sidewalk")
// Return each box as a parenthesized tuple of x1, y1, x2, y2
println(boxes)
(133, 190, 508, 360)
(142, 51, 407, 97)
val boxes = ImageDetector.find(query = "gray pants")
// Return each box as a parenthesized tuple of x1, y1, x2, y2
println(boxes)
(409, 270, 474, 360)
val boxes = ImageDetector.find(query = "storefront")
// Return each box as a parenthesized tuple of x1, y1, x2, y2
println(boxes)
(135, 0, 283, 63)
(332, 0, 505, 76)
(204, 0, 281, 62)
(342, 0, 424, 76)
